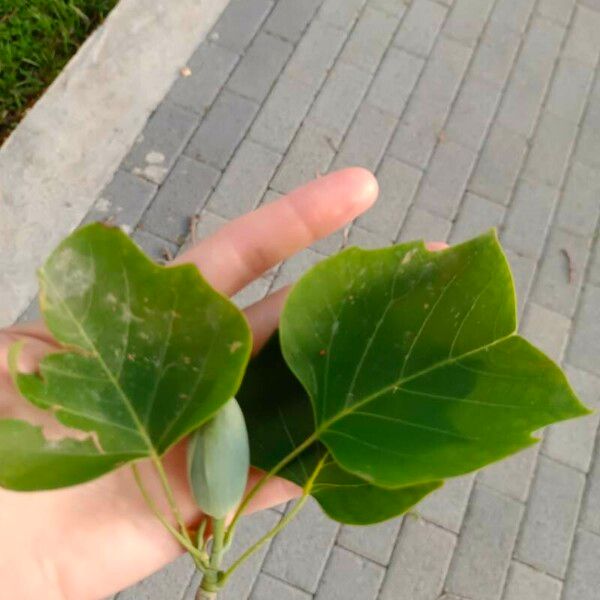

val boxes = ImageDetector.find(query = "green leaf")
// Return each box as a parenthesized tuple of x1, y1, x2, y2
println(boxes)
(1, 223, 251, 491)
(237, 335, 441, 525)
(279, 231, 589, 488)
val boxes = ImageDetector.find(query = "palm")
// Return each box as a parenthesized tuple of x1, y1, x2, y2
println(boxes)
(0, 169, 379, 600)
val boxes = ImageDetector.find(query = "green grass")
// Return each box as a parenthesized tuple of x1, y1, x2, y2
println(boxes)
(0, 0, 118, 142)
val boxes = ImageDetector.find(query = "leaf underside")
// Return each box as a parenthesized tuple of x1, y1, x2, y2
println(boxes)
(0, 223, 252, 491)
(279, 231, 588, 489)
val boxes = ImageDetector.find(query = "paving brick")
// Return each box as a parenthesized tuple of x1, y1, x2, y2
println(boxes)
(131, 230, 177, 263)
(315, 547, 385, 600)
(84, 170, 156, 229)
(168, 43, 239, 115)
(388, 98, 449, 170)
(417, 475, 474, 533)
(16, 296, 41, 323)
(369, 0, 407, 17)
(347, 225, 394, 249)
(537, 0, 576, 25)
(501, 180, 559, 259)
(211, 0, 273, 53)
(468, 125, 528, 205)
(177, 209, 228, 255)
(556, 162, 600, 238)
(590, 239, 600, 286)
(185, 89, 259, 169)
(123, 103, 198, 184)
(478, 446, 539, 503)
(389, 37, 472, 168)
(496, 17, 565, 137)
(228, 33, 293, 102)
(443, 0, 496, 47)
(262, 498, 339, 593)
(309, 61, 372, 142)
(414, 35, 473, 107)
(318, 0, 367, 31)
(311, 229, 346, 255)
(250, 574, 311, 600)
(444, 77, 502, 151)
(117, 555, 194, 599)
(339, 7, 400, 73)
(357, 156, 422, 239)
(567, 284, 600, 375)
(543, 365, 600, 472)
(232, 276, 272, 308)
(207, 139, 281, 218)
(337, 518, 403, 565)
(575, 94, 600, 170)
(264, 0, 323, 42)
(503, 561, 562, 600)
(470, 20, 521, 87)
(270, 123, 336, 194)
(398, 208, 452, 243)
(516, 456, 585, 578)
(380, 516, 456, 600)
(332, 104, 398, 171)
(284, 20, 347, 88)
(490, 0, 536, 34)
(523, 112, 578, 188)
(250, 76, 315, 153)
(445, 484, 523, 600)
(562, 5, 600, 66)
(393, 0, 448, 57)
(414, 140, 477, 219)
(449, 193, 505, 244)
(563, 531, 600, 600)
(184, 511, 281, 600)
(271, 248, 326, 289)
(582, 423, 600, 534)
(261, 188, 283, 204)
(546, 59, 594, 124)
(581, 0, 600, 10)
(141, 156, 219, 243)
(504, 250, 538, 319)
(520, 303, 571, 362)
(367, 48, 425, 118)
(531, 227, 592, 317)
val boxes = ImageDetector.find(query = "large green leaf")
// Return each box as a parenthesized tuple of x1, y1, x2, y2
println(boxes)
(1, 223, 251, 491)
(279, 231, 589, 488)
(237, 335, 441, 525)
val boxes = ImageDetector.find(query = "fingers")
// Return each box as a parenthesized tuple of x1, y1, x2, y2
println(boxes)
(243, 287, 290, 355)
(242, 241, 449, 355)
(173, 168, 378, 296)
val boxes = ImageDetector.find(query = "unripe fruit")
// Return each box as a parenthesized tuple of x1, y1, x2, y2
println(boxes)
(187, 398, 249, 519)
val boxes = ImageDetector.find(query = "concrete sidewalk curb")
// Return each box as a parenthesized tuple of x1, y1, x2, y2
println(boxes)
(0, 0, 229, 327)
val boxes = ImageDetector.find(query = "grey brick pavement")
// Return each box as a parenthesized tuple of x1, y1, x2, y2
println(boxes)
(61, 0, 600, 597)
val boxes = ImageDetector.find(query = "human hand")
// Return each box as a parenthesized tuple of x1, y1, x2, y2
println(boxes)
(0, 168, 379, 600)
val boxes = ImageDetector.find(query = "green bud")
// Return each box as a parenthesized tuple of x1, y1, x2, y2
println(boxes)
(187, 398, 249, 519)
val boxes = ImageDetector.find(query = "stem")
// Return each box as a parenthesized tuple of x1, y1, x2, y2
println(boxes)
(151, 453, 194, 547)
(221, 454, 328, 583)
(131, 465, 207, 569)
(225, 431, 318, 541)
(199, 517, 227, 595)
(223, 494, 310, 584)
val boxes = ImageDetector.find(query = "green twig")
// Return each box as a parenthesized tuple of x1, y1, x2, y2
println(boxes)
(199, 517, 227, 595)
(221, 454, 327, 582)
(225, 431, 318, 542)
(150, 453, 195, 548)
(131, 464, 207, 570)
